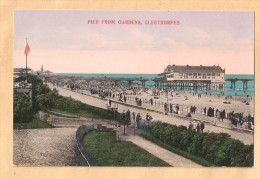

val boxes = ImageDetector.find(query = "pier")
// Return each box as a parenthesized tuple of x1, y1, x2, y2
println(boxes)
(225, 78, 254, 90)
(43, 75, 253, 91)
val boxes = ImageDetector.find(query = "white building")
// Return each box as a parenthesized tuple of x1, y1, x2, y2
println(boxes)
(159, 64, 225, 90)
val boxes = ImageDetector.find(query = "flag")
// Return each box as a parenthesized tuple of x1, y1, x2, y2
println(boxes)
(24, 42, 30, 56)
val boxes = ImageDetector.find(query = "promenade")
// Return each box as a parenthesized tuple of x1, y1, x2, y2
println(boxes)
(47, 83, 253, 145)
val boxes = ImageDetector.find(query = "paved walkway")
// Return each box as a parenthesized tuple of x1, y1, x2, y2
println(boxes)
(48, 83, 253, 145)
(120, 135, 201, 167)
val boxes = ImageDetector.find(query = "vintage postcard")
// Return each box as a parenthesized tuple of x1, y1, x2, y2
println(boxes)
(12, 10, 254, 168)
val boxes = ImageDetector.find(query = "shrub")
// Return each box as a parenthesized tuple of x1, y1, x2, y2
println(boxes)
(146, 121, 253, 167)
(13, 92, 34, 123)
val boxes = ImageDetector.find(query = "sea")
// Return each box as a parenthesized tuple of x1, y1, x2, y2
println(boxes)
(56, 73, 254, 96)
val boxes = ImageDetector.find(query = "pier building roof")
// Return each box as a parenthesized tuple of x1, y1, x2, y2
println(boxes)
(160, 65, 225, 75)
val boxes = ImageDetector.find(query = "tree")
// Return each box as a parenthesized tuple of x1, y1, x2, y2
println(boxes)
(13, 92, 34, 123)
(36, 92, 55, 111)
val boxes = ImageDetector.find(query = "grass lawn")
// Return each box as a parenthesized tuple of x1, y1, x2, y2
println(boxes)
(13, 117, 53, 129)
(50, 108, 122, 122)
(51, 108, 101, 119)
(83, 131, 171, 166)
(140, 133, 216, 167)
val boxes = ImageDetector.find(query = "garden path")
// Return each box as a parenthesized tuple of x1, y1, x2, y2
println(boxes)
(120, 135, 202, 167)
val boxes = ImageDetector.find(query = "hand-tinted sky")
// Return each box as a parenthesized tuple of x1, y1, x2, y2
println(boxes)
(14, 10, 254, 74)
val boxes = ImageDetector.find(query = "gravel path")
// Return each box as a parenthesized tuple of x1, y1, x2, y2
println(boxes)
(13, 115, 118, 166)
(48, 83, 253, 145)
(121, 135, 201, 167)
(13, 128, 77, 166)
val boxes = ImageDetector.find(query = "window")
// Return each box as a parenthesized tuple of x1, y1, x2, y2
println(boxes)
(193, 73, 197, 79)
(202, 73, 206, 79)
(212, 73, 215, 76)
(216, 73, 220, 76)
(198, 73, 202, 76)
(207, 73, 211, 76)
(179, 73, 183, 76)
(167, 74, 174, 78)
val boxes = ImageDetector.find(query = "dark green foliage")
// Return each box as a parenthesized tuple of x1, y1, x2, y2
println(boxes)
(13, 114, 53, 129)
(145, 121, 253, 167)
(13, 92, 34, 123)
(14, 74, 43, 112)
(36, 92, 56, 110)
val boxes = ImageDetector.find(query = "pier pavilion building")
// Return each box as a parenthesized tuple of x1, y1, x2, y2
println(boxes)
(158, 64, 225, 91)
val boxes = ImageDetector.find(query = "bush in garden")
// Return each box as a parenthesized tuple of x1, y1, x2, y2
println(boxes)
(179, 129, 195, 150)
(13, 92, 34, 123)
(146, 121, 253, 167)
(188, 133, 205, 156)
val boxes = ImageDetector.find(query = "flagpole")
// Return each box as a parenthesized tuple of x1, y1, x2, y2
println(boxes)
(26, 38, 28, 69)
(26, 38, 28, 80)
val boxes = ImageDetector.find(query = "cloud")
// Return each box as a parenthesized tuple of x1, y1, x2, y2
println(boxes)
(167, 39, 189, 50)
(83, 25, 155, 50)
(191, 28, 210, 42)
(167, 28, 253, 52)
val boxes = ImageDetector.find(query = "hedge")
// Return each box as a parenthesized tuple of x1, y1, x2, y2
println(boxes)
(143, 121, 253, 167)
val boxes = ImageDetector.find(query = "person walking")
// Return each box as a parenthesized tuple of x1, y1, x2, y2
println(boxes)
(132, 112, 136, 122)
(146, 113, 149, 121)
(136, 113, 142, 127)
(201, 121, 205, 133)
(132, 112, 136, 133)
(196, 123, 201, 133)
(188, 122, 193, 130)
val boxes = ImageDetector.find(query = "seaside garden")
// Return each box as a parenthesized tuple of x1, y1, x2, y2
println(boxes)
(13, 74, 124, 129)
(139, 121, 253, 167)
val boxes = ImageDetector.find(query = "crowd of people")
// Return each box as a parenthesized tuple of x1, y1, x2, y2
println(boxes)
(121, 109, 153, 128)
(188, 121, 205, 133)
(47, 77, 254, 131)
(163, 103, 181, 115)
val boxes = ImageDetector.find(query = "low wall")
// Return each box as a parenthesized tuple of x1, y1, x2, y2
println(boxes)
(75, 125, 96, 166)
(75, 125, 114, 166)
